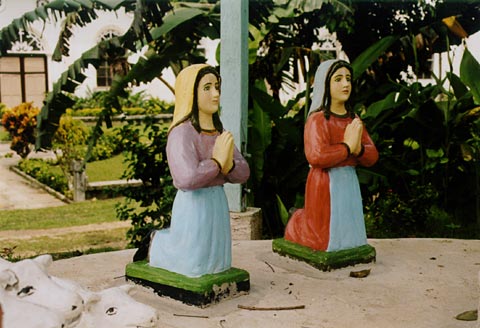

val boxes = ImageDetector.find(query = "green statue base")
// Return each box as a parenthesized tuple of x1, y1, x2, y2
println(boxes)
(272, 238, 376, 271)
(125, 261, 250, 307)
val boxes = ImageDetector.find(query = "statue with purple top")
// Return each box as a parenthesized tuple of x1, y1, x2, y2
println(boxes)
(148, 64, 250, 278)
(126, 64, 251, 306)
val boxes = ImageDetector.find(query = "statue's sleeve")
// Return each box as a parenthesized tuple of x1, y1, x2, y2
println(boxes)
(225, 145, 250, 184)
(166, 125, 220, 190)
(356, 126, 379, 167)
(304, 114, 349, 168)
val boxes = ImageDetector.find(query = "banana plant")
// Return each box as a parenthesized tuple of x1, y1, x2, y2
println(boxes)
(360, 46, 480, 228)
(2, 0, 277, 151)
(0, 0, 176, 150)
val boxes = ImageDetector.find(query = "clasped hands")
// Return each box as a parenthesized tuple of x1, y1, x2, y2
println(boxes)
(343, 118, 363, 156)
(212, 131, 234, 175)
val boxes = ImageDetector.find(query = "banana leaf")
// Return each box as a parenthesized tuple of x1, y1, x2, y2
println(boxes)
(351, 35, 398, 79)
(460, 48, 480, 104)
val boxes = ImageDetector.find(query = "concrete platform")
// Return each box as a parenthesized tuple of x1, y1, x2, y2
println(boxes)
(49, 239, 480, 328)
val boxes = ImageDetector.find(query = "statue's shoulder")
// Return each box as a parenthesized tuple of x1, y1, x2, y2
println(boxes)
(170, 120, 196, 136)
(307, 111, 326, 124)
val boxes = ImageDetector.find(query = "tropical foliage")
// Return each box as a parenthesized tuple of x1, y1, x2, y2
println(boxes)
(51, 115, 123, 190)
(0, 0, 173, 151)
(1, 0, 479, 240)
(243, 0, 480, 237)
(115, 118, 176, 247)
(361, 48, 480, 237)
(17, 158, 68, 195)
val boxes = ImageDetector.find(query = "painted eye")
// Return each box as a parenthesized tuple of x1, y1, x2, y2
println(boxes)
(106, 307, 118, 315)
(17, 285, 35, 297)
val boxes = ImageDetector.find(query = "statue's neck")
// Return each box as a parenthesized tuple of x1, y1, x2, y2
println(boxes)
(330, 100, 347, 115)
(198, 111, 215, 130)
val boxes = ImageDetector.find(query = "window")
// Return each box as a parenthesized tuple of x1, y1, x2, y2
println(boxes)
(96, 28, 121, 89)
(0, 28, 47, 108)
(0, 55, 48, 108)
(319, 50, 338, 62)
(417, 55, 434, 79)
(96, 60, 112, 88)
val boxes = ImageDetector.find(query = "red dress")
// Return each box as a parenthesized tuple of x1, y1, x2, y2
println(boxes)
(284, 111, 378, 251)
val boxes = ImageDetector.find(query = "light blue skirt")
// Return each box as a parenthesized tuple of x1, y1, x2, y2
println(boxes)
(327, 166, 367, 251)
(149, 186, 231, 277)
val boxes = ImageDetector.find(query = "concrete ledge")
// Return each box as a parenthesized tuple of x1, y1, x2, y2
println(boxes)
(85, 179, 142, 200)
(74, 113, 173, 123)
(230, 207, 262, 240)
(10, 165, 71, 204)
(272, 238, 376, 271)
(126, 261, 249, 307)
(87, 179, 143, 190)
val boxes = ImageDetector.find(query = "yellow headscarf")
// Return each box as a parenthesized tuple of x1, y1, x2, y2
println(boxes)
(169, 63, 209, 133)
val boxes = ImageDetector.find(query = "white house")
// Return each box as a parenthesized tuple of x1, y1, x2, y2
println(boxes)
(0, 0, 479, 110)
(0, 0, 191, 108)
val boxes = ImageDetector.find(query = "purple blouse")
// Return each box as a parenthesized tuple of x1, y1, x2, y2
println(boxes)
(166, 121, 250, 191)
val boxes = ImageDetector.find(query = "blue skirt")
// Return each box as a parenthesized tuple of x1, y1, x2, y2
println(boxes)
(149, 186, 231, 277)
(327, 166, 367, 251)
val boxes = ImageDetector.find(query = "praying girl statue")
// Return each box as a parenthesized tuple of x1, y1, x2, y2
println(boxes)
(148, 64, 250, 277)
(284, 59, 378, 252)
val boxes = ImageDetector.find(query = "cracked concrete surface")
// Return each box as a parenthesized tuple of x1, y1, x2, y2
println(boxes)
(49, 239, 480, 328)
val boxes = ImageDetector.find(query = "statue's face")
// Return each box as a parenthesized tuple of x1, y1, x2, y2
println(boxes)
(197, 73, 220, 116)
(329, 66, 351, 104)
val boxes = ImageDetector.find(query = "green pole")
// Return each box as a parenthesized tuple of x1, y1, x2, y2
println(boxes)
(220, 0, 249, 212)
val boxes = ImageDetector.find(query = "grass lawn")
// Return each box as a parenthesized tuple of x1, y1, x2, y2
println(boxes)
(0, 130, 10, 142)
(86, 154, 127, 182)
(0, 198, 132, 260)
(0, 198, 122, 230)
(1, 228, 129, 259)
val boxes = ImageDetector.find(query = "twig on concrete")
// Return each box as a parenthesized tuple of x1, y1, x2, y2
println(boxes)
(264, 261, 275, 272)
(238, 304, 305, 311)
(173, 313, 209, 319)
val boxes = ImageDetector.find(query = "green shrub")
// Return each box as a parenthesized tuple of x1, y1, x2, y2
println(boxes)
(52, 115, 89, 187)
(67, 108, 104, 117)
(52, 115, 123, 184)
(52, 115, 89, 159)
(0, 103, 6, 122)
(88, 128, 123, 162)
(68, 90, 173, 117)
(364, 182, 457, 238)
(0, 103, 10, 141)
(115, 118, 176, 247)
(17, 159, 68, 195)
(68, 106, 172, 117)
